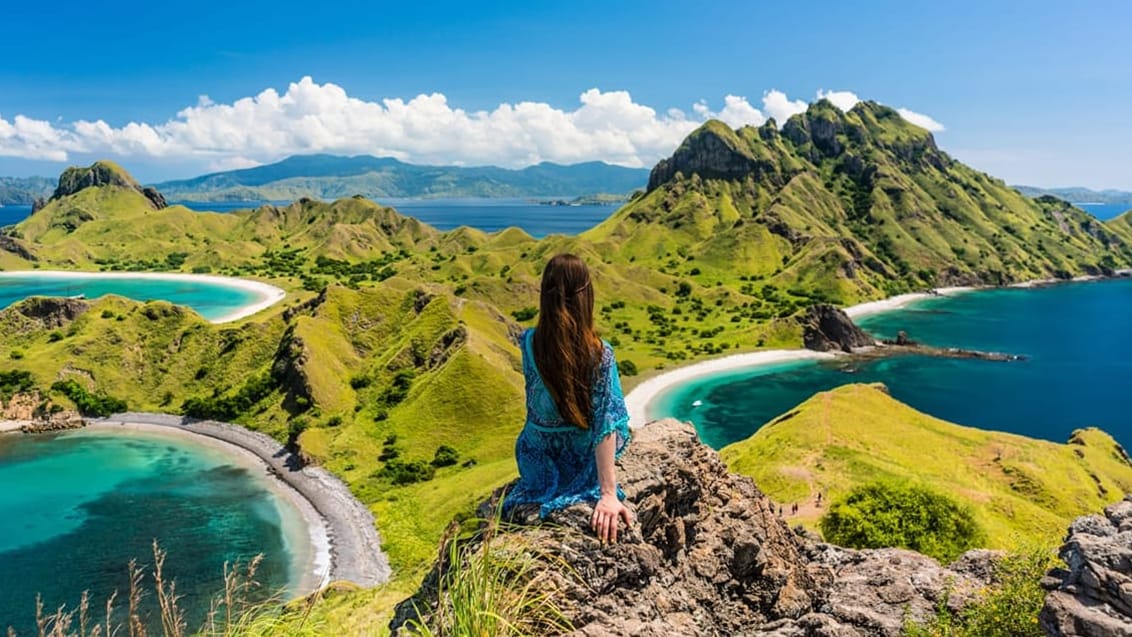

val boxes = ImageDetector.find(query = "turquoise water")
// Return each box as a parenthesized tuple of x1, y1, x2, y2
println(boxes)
(0, 273, 263, 321)
(0, 429, 298, 634)
(1075, 202, 1129, 220)
(653, 279, 1132, 450)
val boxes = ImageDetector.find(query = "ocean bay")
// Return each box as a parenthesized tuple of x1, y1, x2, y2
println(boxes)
(652, 279, 1132, 450)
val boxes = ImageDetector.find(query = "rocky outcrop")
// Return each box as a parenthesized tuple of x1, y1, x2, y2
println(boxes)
(0, 233, 37, 261)
(800, 304, 876, 352)
(1, 391, 84, 431)
(647, 123, 783, 192)
(4, 296, 89, 331)
(51, 161, 167, 210)
(1040, 495, 1132, 636)
(391, 420, 991, 636)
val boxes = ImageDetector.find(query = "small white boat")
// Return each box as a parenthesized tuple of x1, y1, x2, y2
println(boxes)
(691, 400, 703, 408)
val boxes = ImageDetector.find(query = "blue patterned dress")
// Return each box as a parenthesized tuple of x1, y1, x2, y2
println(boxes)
(503, 328, 631, 518)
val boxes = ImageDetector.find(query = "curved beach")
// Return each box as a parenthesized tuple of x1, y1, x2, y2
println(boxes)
(87, 413, 390, 593)
(0, 270, 286, 323)
(624, 286, 976, 428)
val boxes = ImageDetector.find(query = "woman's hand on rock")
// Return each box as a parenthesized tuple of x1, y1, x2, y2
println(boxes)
(592, 494, 633, 544)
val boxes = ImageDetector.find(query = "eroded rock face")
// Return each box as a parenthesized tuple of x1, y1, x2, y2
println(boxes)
(1, 391, 83, 431)
(800, 304, 876, 353)
(1040, 495, 1132, 636)
(391, 419, 991, 636)
(51, 161, 167, 210)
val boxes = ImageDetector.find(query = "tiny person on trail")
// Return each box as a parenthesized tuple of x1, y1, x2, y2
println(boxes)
(502, 253, 634, 543)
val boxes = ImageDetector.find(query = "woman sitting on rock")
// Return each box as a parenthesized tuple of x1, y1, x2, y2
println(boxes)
(503, 253, 633, 543)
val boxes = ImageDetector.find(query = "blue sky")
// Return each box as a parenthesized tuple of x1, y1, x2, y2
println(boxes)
(1, 0, 1130, 187)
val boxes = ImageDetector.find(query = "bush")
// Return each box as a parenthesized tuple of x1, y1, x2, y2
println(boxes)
(432, 445, 460, 467)
(0, 370, 35, 401)
(51, 379, 128, 417)
(381, 459, 436, 485)
(617, 360, 639, 377)
(511, 307, 538, 322)
(819, 481, 984, 562)
(182, 374, 276, 421)
(905, 547, 1055, 637)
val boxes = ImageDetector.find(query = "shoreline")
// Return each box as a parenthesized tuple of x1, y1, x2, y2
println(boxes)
(14, 413, 391, 595)
(623, 279, 1107, 427)
(0, 270, 286, 323)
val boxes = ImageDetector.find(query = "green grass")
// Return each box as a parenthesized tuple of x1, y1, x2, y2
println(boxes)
(3, 106, 1132, 633)
(721, 383, 1132, 549)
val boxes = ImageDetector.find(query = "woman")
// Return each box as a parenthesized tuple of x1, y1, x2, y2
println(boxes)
(503, 254, 633, 543)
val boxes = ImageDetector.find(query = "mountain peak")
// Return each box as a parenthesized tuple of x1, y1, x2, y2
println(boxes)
(52, 161, 167, 209)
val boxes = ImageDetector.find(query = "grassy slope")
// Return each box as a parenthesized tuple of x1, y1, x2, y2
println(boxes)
(721, 383, 1132, 548)
(3, 114, 1132, 631)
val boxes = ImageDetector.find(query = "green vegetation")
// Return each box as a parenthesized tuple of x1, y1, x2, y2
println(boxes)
(0, 369, 35, 400)
(819, 481, 984, 562)
(50, 379, 127, 417)
(406, 510, 574, 637)
(3, 104, 1132, 632)
(905, 547, 1055, 637)
(722, 384, 1132, 550)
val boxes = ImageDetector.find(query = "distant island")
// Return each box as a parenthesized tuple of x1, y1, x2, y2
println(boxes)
(152, 154, 649, 202)
(1015, 184, 1132, 206)
(536, 192, 639, 206)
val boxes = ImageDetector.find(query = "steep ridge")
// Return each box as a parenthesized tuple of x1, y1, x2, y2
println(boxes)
(589, 101, 1132, 304)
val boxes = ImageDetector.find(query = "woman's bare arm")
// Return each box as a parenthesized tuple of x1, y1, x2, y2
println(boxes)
(591, 434, 632, 543)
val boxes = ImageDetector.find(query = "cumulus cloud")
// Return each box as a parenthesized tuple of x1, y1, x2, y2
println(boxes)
(816, 89, 861, 112)
(0, 79, 946, 169)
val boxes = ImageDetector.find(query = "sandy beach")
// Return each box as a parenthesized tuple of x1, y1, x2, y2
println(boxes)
(0, 270, 286, 323)
(624, 286, 978, 428)
(79, 414, 390, 594)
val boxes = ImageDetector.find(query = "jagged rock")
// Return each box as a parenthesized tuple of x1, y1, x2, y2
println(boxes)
(391, 420, 991, 636)
(51, 161, 167, 210)
(0, 234, 37, 261)
(1040, 495, 1132, 636)
(647, 123, 781, 192)
(1, 391, 83, 431)
(30, 196, 47, 214)
(7, 296, 89, 330)
(800, 304, 875, 352)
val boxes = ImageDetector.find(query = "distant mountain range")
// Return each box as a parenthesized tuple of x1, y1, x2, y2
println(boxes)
(0, 176, 54, 205)
(151, 155, 650, 202)
(1014, 185, 1132, 205)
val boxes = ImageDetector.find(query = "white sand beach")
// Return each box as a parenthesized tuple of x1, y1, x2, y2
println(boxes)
(0, 270, 286, 323)
(624, 286, 977, 428)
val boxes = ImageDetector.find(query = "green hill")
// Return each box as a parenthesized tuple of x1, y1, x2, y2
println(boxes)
(152, 154, 650, 201)
(721, 383, 1132, 549)
(3, 103, 1132, 631)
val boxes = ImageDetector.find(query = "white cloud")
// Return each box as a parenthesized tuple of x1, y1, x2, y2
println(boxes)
(816, 89, 861, 112)
(896, 108, 946, 132)
(0, 79, 947, 169)
(761, 90, 808, 123)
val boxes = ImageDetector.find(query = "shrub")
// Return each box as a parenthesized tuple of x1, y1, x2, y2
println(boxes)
(819, 481, 984, 562)
(617, 360, 639, 377)
(511, 307, 538, 321)
(0, 370, 35, 401)
(349, 374, 372, 390)
(9, 349, 24, 360)
(51, 379, 128, 417)
(381, 459, 436, 485)
(432, 445, 460, 468)
(905, 547, 1055, 637)
(326, 415, 343, 427)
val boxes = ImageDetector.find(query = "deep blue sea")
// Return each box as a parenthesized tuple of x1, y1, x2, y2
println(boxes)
(1075, 202, 1130, 220)
(0, 429, 303, 634)
(652, 279, 1132, 450)
(0, 199, 616, 237)
(0, 273, 263, 322)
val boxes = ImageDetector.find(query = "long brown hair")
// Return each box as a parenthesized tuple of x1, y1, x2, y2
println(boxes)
(533, 254, 602, 429)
